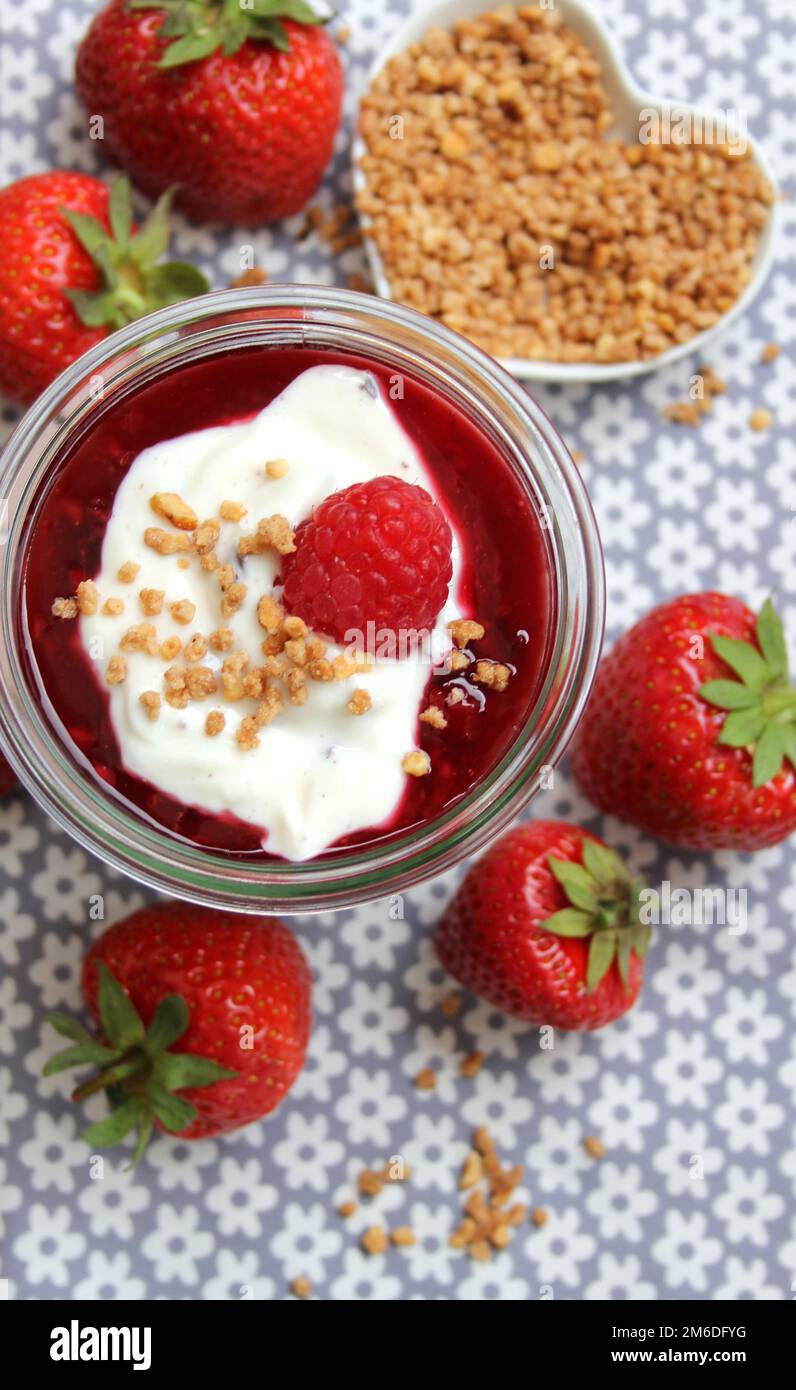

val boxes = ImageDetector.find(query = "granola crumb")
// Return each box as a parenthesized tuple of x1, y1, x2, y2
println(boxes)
(76, 580, 100, 616)
(290, 1275, 311, 1299)
(460, 1050, 486, 1079)
(448, 651, 471, 673)
(286, 667, 308, 705)
(144, 527, 191, 556)
(235, 714, 261, 751)
(357, 1169, 386, 1199)
(101, 597, 124, 616)
(449, 1218, 478, 1250)
(749, 407, 773, 432)
(284, 638, 307, 667)
(209, 627, 234, 653)
(761, 342, 780, 364)
(139, 588, 164, 617)
(446, 686, 466, 705)
(440, 993, 462, 1018)
(184, 633, 208, 663)
(531, 1207, 549, 1228)
(177, 557, 191, 570)
(420, 705, 447, 729)
(105, 654, 127, 686)
(391, 1226, 416, 1248)
(138, 691, 161, 722)
(459, 1151, 484, 1190)
(220, 582, 247, 619)
(338, 1200, 357, 1219)
(308, 657, 334, 682)
(256, 595, 284, 633)
(150, 492, 198, 531)
(472, 661, 511, 692)
(361, 1226, 389, 1256)
(159, 636, 182, 661)
(449, 618, 485, 648)
(219, 500, 248, 522)
(473, 1126, 495, 1155)
(283, 615, 308, 639)
(231, 267, 268, 288)
(347, 688, 372, 716)
(120, 623, 158, 656)
(205, 710, 225, 737)
(169, 599, 196, 625)
(240, 514, 296, 557)
(117, 561, 140, 584)
(402, 749, 431, 777)
(468, 1239, 492, 1263)
(583, 1135, 606, 1160)
(414, 1067, 437, 1091)
(51, 597, 78, 619)
(265, 457, 289, 479)
(662, 401, 704, 427)
(490, 1224, 511, 1250)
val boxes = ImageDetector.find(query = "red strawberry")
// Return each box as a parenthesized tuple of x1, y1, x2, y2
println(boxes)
(0, 172, 208, 407)
(0, 754, 17, 798)
(436, 821, 650, 1030)
(570, 594, 796, 851)
(46, 902, 311, 1154)
(75, 0, 343, 226)
(281, 475, 454, 646)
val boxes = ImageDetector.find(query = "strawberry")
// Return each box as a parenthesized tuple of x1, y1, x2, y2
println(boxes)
(75, 0, 344, 226)
(435, 821, 650, 1030)
(281, 476, 454, 645)
(0, 172, 208, 407)
(45, 902, 311, 1155)
(570, 594, 796, 851)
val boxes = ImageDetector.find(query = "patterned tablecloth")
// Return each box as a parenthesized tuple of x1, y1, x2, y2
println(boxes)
(1, 0, 795, 1302)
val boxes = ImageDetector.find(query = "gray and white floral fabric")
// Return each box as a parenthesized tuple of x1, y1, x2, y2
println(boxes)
(1, 0, 795, 1301)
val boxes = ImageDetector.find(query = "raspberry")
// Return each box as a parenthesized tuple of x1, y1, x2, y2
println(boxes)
(281, 476, 453, 647)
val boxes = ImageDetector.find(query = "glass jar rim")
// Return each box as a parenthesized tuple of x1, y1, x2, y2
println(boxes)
(0, 285, 604, 912)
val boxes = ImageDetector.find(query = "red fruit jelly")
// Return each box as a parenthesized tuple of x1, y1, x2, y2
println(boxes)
(24, 345, 556, 860)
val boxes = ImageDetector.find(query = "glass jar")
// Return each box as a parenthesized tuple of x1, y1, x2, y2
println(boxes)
(0, 286, 604, 912)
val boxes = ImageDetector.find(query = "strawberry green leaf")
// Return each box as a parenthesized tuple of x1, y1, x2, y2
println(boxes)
(129, 187, 174, 267)
(708, 632, 770, 690)
(145, 995, 189, 1053)
(699, 679, 761, 711)
(46, 1011, 97, 1045)
(756, 597, 788, 678)
(160, 28, 221, 66)
(249, 0, 324, 21)
(718, 706, 768, 748)
(157, 1052, 238, 1090)
(43, 1042, 119, 1076)
(144, 262, 210, 308)
(783, 731, 796, 773)
(108, 176, 133, 248)
(752, 722, 787, 788)
(581, 838, 629, 885)
(149, 1085, 197, 1132)
(586, 931, 617, 991)
(541, 908, 594, 937)
(548, 857, 598, 911)
(65, 288, 125, 328)
(252, 15, 290, 50)
(61, 207, 114, 261)
(97, 962, 146, 1050)
(82, 1097, 146, 1148)
(128, 1115, 155, 1168)
(617, 936, 631, 988)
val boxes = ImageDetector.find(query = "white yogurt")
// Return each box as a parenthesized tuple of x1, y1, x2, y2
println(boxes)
(81, 364, 462, 861)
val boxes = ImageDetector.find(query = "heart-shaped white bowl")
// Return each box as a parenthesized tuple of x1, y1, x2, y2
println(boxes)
(352, 0, 780, 383)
